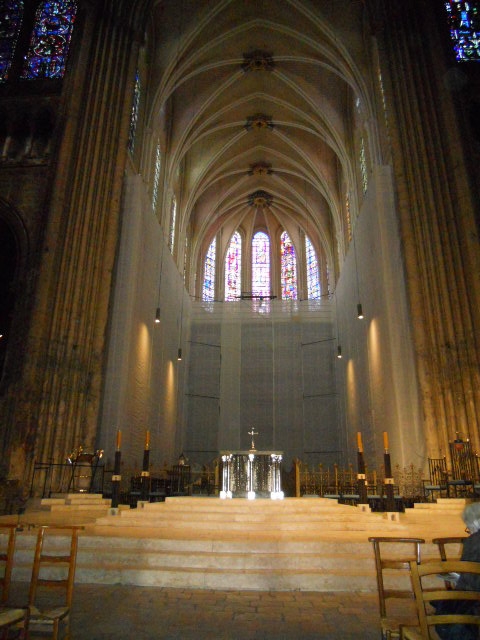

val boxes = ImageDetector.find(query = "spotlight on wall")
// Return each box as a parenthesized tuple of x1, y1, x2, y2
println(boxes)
(155, 307, 161, 324)
(337, 345, 342, 359)
(357, 303, 364, 320)
(177, 348, 182, 361)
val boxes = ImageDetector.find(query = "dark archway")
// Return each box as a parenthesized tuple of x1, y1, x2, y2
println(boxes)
(0, 218, 19, 380)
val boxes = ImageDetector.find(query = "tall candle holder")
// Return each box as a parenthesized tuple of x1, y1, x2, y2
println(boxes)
(111, 430, 122, 510)
(383, 431, 396, 512)
(140, 431, 151, 503)
(356, 431, 368, 505)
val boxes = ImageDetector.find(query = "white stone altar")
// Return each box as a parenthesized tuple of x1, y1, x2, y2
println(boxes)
(219, 451, 284, 499)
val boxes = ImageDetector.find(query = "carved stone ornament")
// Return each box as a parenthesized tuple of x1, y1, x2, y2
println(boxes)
(241, 50, 275, 73)
(244, 113, 274, 131)
(248, 190, 273, 208)
(248, 162, 273, 176)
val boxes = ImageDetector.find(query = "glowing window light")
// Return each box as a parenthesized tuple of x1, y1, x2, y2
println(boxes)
(168, 195, 176, 253)
(0, 1, 24, 82)
(128, 70, 141, 153)
(280, 231, 297, 300)
(305, 236, 321, 300)
(203, 236, 216, 301)
(445, 1, 480, 61)
(152, 142, 161, 211)
(225, 231, 241, 301)
(252, 231, 270, 297)
(23, 0, 77, 79)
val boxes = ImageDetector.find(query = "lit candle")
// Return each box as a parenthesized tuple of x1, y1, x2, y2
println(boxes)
(357, 431, 363, 453)
(383, 431, 389, 450)
(145, 430, 150, 450)
(116, 429, 122, 451)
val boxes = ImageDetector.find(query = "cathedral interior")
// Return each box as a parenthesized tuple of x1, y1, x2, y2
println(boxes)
(0, 0, 479, 499)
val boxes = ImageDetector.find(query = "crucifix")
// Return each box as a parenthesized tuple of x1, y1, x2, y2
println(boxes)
(248, 428, 258, 451)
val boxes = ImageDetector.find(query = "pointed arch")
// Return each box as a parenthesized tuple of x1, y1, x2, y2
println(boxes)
(202, 235, 216, 301)
(280, 230, 297, 300)
(305, 235, 321, 299)
(252, 231, 270, 297)
(224, 230, 241, 301)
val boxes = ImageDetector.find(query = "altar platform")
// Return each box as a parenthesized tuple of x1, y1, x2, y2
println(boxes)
(0, 494, 468, 594)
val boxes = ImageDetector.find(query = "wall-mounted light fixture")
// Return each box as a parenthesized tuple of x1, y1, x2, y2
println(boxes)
(353, 233, 364, 320)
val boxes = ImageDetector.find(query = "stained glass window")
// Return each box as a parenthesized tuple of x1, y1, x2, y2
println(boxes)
(203, 236, 216, 301)
(252, 231, 270, 297)
(225, 231, 241, 301)
(169, 195, 176, 253)
(280, 231, 297, 300)
(305, 236, 321, 300)
(345, 193, 352, 243)
(128, 70, 141, 153)
(23, 0, 77, 79)
(445, 1, 480, 61)
(0, 1, 24, 82)
(152, 142, 161, 211)
(360, 137, 368, 194)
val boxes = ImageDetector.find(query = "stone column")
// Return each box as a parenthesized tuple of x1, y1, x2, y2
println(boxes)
(368, 0, 480, 456)
(8, 1, 150, 491)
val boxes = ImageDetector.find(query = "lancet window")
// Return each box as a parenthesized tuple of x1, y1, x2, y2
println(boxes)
(128, 70, 141, 153)
(152, 142, 161, 212)
(280, 231, 297, 300)
(168, 195, 176, 253)
(252, 231, 270, 297)
(305, 236, 321, 300)
(202, 236, 216, 301)
(0, 1, 24, 81)
(23, 0, 77, 79)
(225, 231, 242, 301)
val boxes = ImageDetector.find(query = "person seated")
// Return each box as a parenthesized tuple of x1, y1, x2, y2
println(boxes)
(434, 502, 480, 640)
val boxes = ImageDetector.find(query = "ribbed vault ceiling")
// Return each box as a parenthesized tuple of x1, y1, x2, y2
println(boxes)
(146, 0, 373, 295)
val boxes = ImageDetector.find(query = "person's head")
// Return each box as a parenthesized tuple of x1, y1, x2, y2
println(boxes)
(462, 503, 480, 534)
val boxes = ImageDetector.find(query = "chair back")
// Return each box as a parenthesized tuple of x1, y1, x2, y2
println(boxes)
(0, 524, 17, 605)
(432, 536, 466, 561)
(28, 525, 82, 612)
(432, 536, 467, 590)
(408, 559, 480, 639)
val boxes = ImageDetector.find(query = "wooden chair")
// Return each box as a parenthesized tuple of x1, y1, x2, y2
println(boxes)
(432, 536, 467, 590)
(401, 559, 480, 639)
(0, 523, 28, 639)
(369, 536, 425, 639)
(422, 457, 448, 502)
(25, 525, 83, 640)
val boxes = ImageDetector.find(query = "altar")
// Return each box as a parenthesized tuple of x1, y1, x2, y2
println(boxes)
(219, 451, 284, 499)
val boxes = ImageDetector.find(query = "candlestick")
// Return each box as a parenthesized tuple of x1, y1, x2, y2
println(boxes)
(116, 430, 122, 451)
(383, 431, 389, 451)
(145, 430, 150, 450)
(357, 431, 363, 453)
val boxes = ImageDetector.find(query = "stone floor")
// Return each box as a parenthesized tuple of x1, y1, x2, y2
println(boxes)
(9, 582, 385, 639)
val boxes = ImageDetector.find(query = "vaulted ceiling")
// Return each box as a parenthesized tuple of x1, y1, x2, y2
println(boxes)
(145, 0, 375, 296)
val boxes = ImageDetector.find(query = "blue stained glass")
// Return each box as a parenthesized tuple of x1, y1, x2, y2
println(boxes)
(445, 1, 480, 61)
(203, 236, 216, 301)
(0, 1, 24, 82)
(23, 1, 77, 78)
(252, 231, 270, 297)
(225, 231, 241, 301)
(280, 231, 297, 300)
(305, 236, 321, 300)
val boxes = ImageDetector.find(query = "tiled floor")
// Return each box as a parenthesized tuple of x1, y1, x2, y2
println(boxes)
(11, 583, 384, 639)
